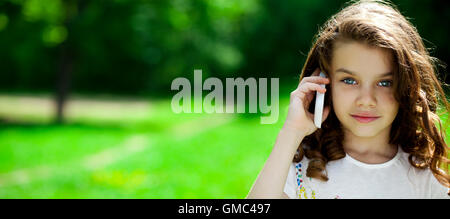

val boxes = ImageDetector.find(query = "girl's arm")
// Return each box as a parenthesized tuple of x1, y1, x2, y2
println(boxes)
(246, 127, 306, 199)
(246, 68, 330, 199)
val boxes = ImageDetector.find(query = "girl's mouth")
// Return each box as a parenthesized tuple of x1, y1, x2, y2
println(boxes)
(351, 115, 380, 123)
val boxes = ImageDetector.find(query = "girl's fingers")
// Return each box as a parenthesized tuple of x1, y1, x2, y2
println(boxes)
(301, 76, 330, 85)
(292, 82, 326, 102)
(296, 76, 329, 91)
(299, 82, 327, 94)
(297, 69, 329, 89)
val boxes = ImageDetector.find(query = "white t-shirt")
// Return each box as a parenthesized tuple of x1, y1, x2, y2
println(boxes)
(283, 147, 449, 199)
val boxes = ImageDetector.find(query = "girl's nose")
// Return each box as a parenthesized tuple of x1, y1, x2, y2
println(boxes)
(356, 86, 376, 109)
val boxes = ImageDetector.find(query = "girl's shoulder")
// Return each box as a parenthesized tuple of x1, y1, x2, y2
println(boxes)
(397, 148, 449, 198)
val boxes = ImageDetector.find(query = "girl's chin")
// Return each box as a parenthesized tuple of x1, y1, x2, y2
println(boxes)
(343, 125, 381, 137)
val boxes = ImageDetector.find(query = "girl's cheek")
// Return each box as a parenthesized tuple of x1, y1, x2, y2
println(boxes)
(332, 85, 354, 99)
(332, 86, 354, 110)
(381, 89, 397, 104)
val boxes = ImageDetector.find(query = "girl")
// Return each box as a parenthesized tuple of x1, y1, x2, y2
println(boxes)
(247, 0, 449, 199)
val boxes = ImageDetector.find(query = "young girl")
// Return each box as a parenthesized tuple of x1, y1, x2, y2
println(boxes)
(247, 0, 449, 199)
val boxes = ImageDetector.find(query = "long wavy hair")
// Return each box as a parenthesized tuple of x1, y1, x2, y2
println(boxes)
(293, 0, 450, 192)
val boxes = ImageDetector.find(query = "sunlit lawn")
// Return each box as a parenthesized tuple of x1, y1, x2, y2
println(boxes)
(0, 94, 448, 198)
(0, 94, 288, 198)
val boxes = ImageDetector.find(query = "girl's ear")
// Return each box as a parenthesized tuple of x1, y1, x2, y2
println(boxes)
(322, 105, 331, 123)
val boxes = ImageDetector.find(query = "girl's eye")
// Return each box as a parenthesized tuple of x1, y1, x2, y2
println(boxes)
(340, 78, 393, 87)
(378, 80, 393, 87)
(341, 78, 357, 85)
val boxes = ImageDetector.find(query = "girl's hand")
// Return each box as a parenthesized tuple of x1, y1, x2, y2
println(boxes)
(283, 68, 331, 136)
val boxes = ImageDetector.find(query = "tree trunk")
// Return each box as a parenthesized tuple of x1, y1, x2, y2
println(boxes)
(55, 42, 73, 124)
(54, 0, 81, 124)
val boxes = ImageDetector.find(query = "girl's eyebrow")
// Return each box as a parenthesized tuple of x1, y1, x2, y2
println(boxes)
(335, 68, 393, 77)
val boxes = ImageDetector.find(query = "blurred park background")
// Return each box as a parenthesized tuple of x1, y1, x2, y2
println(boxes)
(0, 0, 448, 198)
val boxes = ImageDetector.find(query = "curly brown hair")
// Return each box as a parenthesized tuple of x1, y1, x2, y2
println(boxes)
(293, 0, 450, 192)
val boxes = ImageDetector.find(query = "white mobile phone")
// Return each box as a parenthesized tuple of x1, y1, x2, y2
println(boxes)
(314, 71, 327, 128)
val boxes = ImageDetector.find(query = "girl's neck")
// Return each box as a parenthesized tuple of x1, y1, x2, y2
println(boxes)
(342, 126, 398, 164)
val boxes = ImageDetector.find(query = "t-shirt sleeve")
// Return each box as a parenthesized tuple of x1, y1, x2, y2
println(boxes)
(429, 175, 450, 199)
(415, 167, 450, 199)
(283, 163, 297, 199)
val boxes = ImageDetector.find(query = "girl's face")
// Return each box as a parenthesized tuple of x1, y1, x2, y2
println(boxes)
(330, 41, 399, 137)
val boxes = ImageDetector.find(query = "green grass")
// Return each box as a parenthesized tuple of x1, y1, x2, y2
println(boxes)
(0, 95, 288, 198)
(0, 94, 448, 198)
